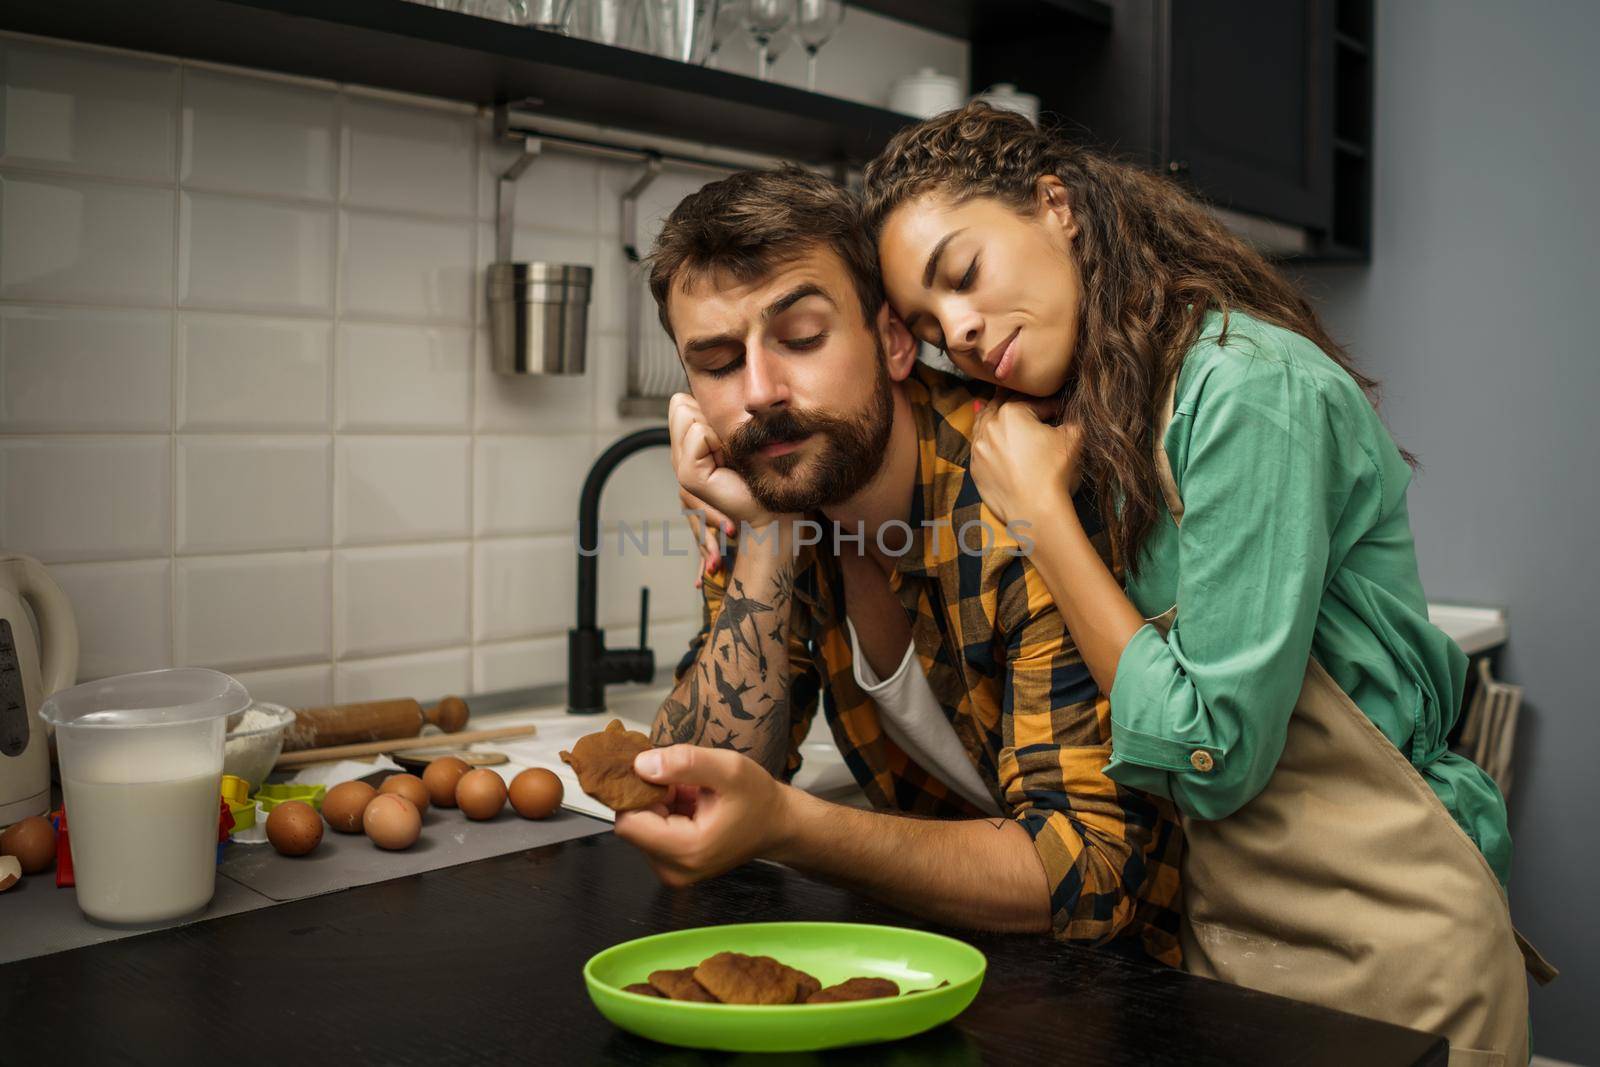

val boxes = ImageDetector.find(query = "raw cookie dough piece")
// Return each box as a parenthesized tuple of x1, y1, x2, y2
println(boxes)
(694, 952, 809, 1005)
(559, 719, 668, 812)
(806, 977, 900, 1003)
(648, 968, 719, 1002)
(623, 983, 664, 998)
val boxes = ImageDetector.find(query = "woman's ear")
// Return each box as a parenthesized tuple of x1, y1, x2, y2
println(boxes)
(877, 305, 919, 382)
(1036, 176, 1079, 242)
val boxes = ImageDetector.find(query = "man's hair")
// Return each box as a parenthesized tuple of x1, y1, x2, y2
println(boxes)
(647, 166, 883, 339)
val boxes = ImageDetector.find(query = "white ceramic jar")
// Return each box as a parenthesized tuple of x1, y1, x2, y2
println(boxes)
(888, 67, 964, 119)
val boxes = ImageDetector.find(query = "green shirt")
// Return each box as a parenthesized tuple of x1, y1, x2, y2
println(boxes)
(1106, 311, 1512, 886)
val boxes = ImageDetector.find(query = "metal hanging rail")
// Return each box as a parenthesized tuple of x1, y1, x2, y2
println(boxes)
(493, 103, 810, 178)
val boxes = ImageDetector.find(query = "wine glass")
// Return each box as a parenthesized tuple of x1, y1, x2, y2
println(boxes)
(704, 0, 747, 69)
(454, 0, 527, 22)
(743, 0, 793, 81)
(795, 0, 844, 91)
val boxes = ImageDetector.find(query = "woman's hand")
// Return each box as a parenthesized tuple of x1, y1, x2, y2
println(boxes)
(678, 486, 732, 587)
(970, 394, 1084, 526)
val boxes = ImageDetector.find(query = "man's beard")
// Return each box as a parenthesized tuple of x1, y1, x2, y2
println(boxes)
(722, 349, 894, 515)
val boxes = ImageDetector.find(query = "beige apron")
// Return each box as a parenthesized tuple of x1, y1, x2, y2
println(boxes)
(1148, 387, 1552, 1066)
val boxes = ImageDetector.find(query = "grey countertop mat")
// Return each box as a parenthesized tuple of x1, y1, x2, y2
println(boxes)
(218, 808, 609, 902)
(1, 811, 610, 965)
(0, 866, 275, 965)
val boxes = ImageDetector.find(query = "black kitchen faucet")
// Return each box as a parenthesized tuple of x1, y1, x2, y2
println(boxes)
(568, 426, 671, 713)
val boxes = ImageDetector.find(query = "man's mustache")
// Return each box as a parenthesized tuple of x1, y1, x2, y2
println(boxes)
(725, 409, 838, 465)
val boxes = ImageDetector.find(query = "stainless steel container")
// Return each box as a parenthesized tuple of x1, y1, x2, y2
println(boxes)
(487, 262, 592, 375)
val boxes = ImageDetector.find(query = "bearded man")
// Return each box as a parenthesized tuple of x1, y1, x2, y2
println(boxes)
(614, 168, 1182, 961)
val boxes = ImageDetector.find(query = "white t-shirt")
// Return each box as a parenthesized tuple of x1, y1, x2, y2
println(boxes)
(845, 618, 1002, 816)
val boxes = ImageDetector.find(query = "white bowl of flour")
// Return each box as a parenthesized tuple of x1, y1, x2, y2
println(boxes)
(223, 703, 296, 792)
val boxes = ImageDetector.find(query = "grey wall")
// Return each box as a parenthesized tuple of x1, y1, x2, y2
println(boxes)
(1300, 1, 1600, 1060)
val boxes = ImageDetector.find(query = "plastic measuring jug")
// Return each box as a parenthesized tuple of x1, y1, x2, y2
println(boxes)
(39, 668, 249, 924)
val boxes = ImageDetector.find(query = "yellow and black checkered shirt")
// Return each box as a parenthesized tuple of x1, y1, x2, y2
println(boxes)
(677, 363, 1183, 964)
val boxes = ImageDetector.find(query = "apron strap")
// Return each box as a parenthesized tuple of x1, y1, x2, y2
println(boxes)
(1151, 367, 1185, 526)
(1514, 927, 1560, 985)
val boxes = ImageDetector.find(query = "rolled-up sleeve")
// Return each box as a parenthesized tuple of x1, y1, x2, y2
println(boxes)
(1107, 352, 1378, 820)
(996, 558, 1174, 948)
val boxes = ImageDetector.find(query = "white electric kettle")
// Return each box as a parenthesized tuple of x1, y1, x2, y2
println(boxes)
(0, 553, 77, 824)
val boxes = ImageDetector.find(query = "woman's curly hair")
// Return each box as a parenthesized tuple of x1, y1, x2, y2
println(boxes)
(863, 102, 1396, 572)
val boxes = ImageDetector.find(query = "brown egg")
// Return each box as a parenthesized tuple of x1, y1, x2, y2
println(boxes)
(0, 815, 56, 874)
(265, 800, 323, 857)
(455, 768, 507, 820)
(0, 855, 20, 892)
(363, 794, 421, 850)
(422, 756, 471, 808)
(378, 772, 430, 814)
(322, 781, 378, 833)
(508, 767, 563, 820)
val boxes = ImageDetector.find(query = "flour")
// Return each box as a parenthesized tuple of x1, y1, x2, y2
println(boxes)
(230, 708, 283, 736)
(223, 706, 291, 789)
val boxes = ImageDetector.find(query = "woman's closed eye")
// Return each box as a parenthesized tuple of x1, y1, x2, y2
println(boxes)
(954, 257, 978, 292)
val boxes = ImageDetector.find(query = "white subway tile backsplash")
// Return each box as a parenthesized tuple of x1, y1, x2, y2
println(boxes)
(590, 332, 677, 433)
(0, 38, 176, 181)
(0, 437, 170, 562)
(50, 558, 172, 680)
(177, 436, 331, 554)
(343, 97, 475, 217)
(178, 313, 332, 430)
(0, 306, 170, 432)
(181, 68, 336, 200)
(600, 528, 701, 630)
(499, 224, 597, 277)
(0, 38, 746, 698)
(473, 635, 567, 692)
(231, 662, 334, 708)
(337, 322, 470, 431)
(652, 617, 704, 674)
(473, 535, 574, 642)
(179, 191, 334, 314)
(175, 550, 331, 670)
(0, 173, 174, 305)
(599, 161, 710, 238)
(335, 436, 470, 545)
(474, 435, 593, 537)
(335, 646, 471, 703)
(475, 327, 598, 433)
(335, 542, 469, 658)
(342, 210, 473, 323)
(600, 445, 684, 525)
(479, 141, 598, 234)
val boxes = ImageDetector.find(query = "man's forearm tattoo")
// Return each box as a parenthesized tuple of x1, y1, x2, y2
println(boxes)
(651, 559, 797, 771)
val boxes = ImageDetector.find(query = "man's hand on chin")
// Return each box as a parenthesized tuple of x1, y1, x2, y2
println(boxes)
(612, 744, 795, 888)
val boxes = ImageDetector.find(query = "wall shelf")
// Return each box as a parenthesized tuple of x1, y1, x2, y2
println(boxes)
(848, 0, 1112, 40)
(0, 0, 918, 167)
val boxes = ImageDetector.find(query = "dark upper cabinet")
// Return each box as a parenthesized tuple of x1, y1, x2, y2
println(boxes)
(1162, 0, 1331, 230)
(973, 0, 1371, 255)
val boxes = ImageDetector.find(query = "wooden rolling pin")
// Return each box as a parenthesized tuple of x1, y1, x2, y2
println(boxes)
(273, 725, 536, 768)
(280, 696, 471, 752)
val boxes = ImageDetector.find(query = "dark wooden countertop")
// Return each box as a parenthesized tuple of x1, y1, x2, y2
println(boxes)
(0, 831, 1446, 1065)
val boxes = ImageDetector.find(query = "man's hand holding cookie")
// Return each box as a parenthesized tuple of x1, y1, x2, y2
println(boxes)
(612, 744, 793, 888)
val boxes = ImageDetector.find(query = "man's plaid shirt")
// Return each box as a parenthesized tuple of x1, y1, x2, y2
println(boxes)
(677, 363, 1184, 963)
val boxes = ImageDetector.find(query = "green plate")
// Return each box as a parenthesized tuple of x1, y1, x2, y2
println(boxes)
(583, 922, 985, 1053)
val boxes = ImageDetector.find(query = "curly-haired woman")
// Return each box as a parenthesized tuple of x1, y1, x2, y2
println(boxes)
(862, 102, 1548, 1063)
